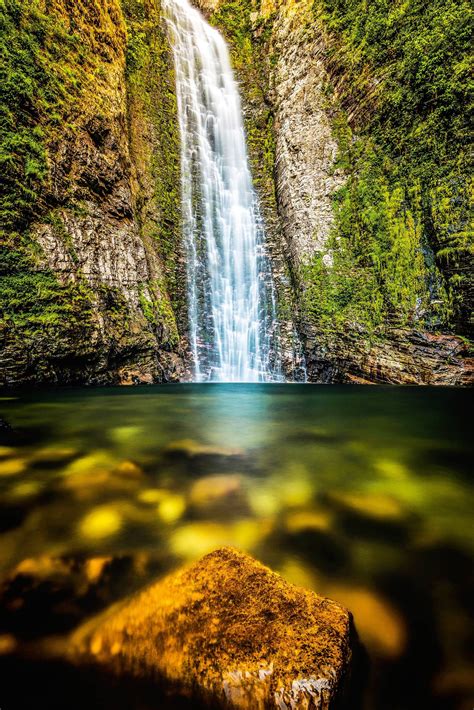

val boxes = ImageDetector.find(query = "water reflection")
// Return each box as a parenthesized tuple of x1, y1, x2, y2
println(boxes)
(0, 384, 473, 709)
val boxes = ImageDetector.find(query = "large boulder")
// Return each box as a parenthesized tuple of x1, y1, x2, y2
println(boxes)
(67, 547, 354, 708)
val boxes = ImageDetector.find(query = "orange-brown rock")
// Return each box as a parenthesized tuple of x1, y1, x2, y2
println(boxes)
(67, 547, 354, 709)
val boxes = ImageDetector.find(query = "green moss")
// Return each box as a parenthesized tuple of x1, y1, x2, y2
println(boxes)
(0, 0, 126, 358)
(0, 234, 95, 340)
(123, 0, 183, 327)
(0, 0, 107, 231)
(306, 0, 473, 337)
(208, 0, 276, 202)
(44, 210, 79, 264)
(139, 279, 179, 347)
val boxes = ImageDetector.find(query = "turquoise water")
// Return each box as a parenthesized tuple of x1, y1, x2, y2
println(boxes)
(0, 384, 472, 708)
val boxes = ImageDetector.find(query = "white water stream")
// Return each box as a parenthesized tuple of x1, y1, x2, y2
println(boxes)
(163, 0, 281, 382)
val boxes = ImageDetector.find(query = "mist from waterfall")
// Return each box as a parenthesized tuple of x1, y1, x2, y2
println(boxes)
(163, 0, 282, 382)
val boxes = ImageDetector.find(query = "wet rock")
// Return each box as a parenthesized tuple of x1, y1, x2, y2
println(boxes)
(190, 474, 242, 505)
(326, 491, 405, 522)
(163, 439, 251, 475)
(0, 554, 169, 640)
(67, 548, 354, 708)
(170, 520, 272, 559)
(284, 510, 333, 534)
(324, 490, 412, 543)
(0, 458, 27, 477)
(304, 327, 474, 385)
(156, 493, 186, 524)
(78, 507, 123, 541)
(189, 474, 250, 518)
(30, 447, 78, 466)
(114, 460, 143, 479)
(136, 488, 170, 505)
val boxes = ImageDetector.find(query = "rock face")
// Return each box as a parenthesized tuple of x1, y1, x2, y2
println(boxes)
(67, 547, 354, 708)
(270, 0, 344, 272)
(2, 0, 471, 386)
(204, 0, 473, 386)
(0, 0, 187, 386)
(305, 327, 474, 385)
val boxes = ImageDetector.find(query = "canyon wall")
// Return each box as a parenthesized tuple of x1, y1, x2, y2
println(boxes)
(1, 0, 472, 385)
(0, 0, 186, 385)
(205, 0, 473, 384)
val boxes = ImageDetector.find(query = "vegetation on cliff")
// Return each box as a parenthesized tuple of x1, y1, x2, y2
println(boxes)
(303, 0, 473, 339)
(0, 0, 183, 382)
(123, 0, 183, 341)
(0, 0, 106, 344)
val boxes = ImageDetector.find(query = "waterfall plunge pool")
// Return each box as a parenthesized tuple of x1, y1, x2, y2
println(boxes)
(0, 384, 472, 709)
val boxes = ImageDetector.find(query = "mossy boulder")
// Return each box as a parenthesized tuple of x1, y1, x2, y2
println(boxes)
(67, 547, 354, 708)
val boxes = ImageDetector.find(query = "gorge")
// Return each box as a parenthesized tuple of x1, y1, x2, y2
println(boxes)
(0, 0, 472, 385)
(0, 2, 473, 708)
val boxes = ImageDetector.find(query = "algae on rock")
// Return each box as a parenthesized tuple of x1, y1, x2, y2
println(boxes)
(0, 0, 186, 385)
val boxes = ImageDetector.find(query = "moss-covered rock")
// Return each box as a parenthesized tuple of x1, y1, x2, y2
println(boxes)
(67, 547, 355, 708)
(0, 0, 186, 385)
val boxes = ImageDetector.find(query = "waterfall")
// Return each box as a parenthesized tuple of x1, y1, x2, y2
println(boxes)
(163, 0, 282, 383)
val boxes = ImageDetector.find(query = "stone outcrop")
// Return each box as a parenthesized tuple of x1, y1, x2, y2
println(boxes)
(208, 0, 473, 385)
(66, 547, 354, 708)
(304, 327, 474, 385)
(270, 0, 344, 271)
(0, 0, 187, 386)
(2, 0, 471, 386)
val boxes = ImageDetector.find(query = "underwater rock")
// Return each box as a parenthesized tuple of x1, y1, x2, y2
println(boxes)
(324, 585, 406, 659)
(78, 506, 123, 540)
(284, 510, 334, 534)
(66, 547, 354, 709)
(156, 493, 186, 524)
(30, 447, 78, 469)
(0, 458, 27, 477)
(189, 474, 250, 518)
(163, 439, 250, 475)
(170, 520, 273, 559)
(0, 553, 171, 640)
(324, 490, 413, 543)
(326, 491, 405, 522)
(190, 474, 242, 506)
(114, 460, 144, 479)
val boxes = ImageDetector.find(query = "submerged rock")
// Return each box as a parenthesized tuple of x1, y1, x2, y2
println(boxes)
(67, 547, 354, 708)
(0, 553, 171, 640)
(162, 439, 251, 475)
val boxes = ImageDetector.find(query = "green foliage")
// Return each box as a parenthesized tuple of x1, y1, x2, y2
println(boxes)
(139, 279, 179, 347)
(0, 0, 94, 231)
(0, 235, 94, 338)
(123, 0, 183, 331)
(305, 0, 474, 336)
(0, 0, 123, 350)
(320, 0, 472, 182)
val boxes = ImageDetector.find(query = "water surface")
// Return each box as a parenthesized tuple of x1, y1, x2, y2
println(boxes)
(0, 384, 472, 709)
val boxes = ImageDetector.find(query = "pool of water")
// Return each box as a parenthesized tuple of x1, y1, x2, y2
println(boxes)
(0, 384, 472, 709)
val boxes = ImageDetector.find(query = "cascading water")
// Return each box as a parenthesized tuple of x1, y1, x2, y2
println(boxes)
(163, 0, 282, 382)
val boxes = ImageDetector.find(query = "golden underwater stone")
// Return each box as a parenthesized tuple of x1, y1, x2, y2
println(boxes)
(67, 547, 354, 709)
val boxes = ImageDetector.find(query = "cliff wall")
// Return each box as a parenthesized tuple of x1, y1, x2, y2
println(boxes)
(0, 0, 186, 385)
(204, 0, 473, 384)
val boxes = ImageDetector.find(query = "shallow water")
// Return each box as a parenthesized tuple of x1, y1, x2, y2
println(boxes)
(0, 384, 473, 709)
